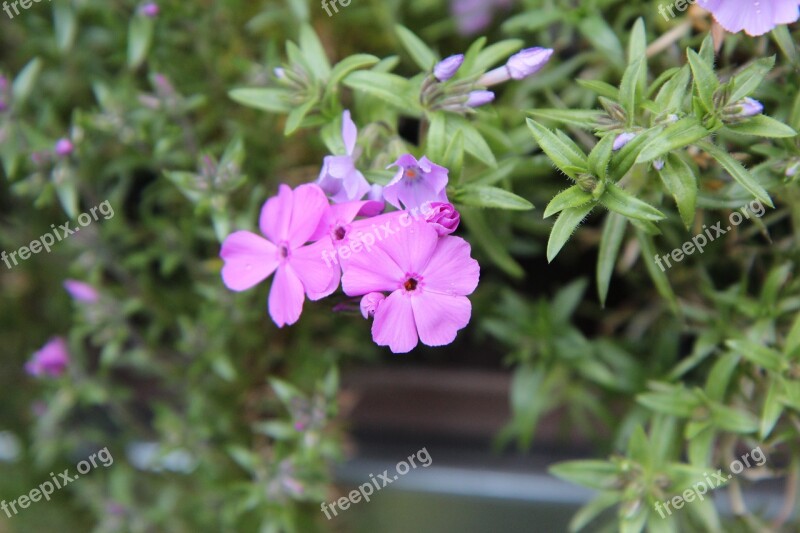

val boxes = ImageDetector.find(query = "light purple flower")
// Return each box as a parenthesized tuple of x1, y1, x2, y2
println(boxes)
(479, 47, 554, 86)
(140, 2, 159, 17)
(699, 0, 799, 36)
(465, 90, 495, 108)
(26, 337, 70, 378)
(383, 154, 449, 210)
(613, 132, 637, 151)
(654, 159, 665, 171)
(342, 220, 480, 353)
(55, 138, 74, 157)
(63, 280, 100, 303)
(424, 202, 460, 236)
(220, 184, 337, 327)
(450, 0, 512, 36)
(360, 292, 386, 319)
(316, 110, 371, 203)
(434, 54, 465, 82)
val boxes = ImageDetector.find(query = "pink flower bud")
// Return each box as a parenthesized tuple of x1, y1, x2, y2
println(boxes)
(54, 138, 74, 157)
(360, 292, 386, 319)
(424, 202, 460, 236)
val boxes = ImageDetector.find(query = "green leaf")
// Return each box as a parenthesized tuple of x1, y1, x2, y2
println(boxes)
(728, 56, 774, 103)
(526, 119, 588, 179)
(655, 65, 691, 112)
(446, 116, 496, 167)
(53, 2, 78, 52)
(635, 230, 679, 312)
(528, 109, 604, 130)
(659, 153, 698, 228)
(501, 10, 562, 34)
(228, 88, 293, 113)
(588, 134, 615, 180)
(470, 39, 524, 74)
(697, 140, 774, 208)
(547, 203, 594, 262)
(771, 25, 799, 66)
(426, 112, 447, 163)
(395, 25, 437, 71)
(637, 388, 698, 417)
(284, 97, 317, 135)
(597, 212, 627, 307)
(454, 185, 533, 210)
(726, 115, 797, 138)
(460, 207, 524, 278)
(761, 377, 783, 439)
(127, 14, 154, 69)
(544, 186, 593, 218)
(549, 460, 619, 490)
(687, 49, 718, 113)
(577, 79, 619, 99)
(710, 404, 758, 434)
(725, 339, 783, 372)
(268, 378, 303, 406)
(299, 25, 331, 80)
(627, 18, 647, 65)
(578, 16, 624, 70)
(343, 71, 416, 112)
(569, 492, 620, 533)
(11, 57, 42, 105)
(619, 57, 646, 122)
(600, 183, 665, 222)
(327, 54, 380, 87)
(636, 118, 709, 163)
(442, 129, 464, 178)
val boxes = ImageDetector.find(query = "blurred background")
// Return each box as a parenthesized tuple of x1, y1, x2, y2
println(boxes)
(1, 0, 798, 531)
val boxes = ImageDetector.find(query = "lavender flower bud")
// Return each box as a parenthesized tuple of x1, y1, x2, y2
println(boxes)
(139, 2, 159, 17)
(360, 292, 386, 319)
(465, 90, 495, 108)
(424, 202, 460, 236)
(505, 47, 554, 80)
(433, 54, 465, 82)
(612, 132, 636, 151)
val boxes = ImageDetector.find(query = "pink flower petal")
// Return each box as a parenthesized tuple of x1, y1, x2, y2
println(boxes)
(290, 240, 339, 299)
(287, 184, 329, 247)
(342, 110, 358, 155)
(259, 184, 292, 243)
(421, 235, 480, 296)
(377, 218, 439, 274)
(372, 291, 419, 353)
(411, 292, 472, 347)
(268, 264, 305, 327)
(341, 235, 405, 296)
(220, 231, 279, 291)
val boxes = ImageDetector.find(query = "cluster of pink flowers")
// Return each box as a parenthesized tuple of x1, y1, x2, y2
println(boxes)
(220, 111, 480, 353)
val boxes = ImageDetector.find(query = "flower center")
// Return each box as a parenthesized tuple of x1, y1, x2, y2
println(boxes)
(403, 277, 419, 292)
(333, 225, 346, 241)
(403, 166, 421, 181)
(278, 243, 290, 259)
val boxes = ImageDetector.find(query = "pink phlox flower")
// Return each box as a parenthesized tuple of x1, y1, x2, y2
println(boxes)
(342, 220, 480, 353)
(220, 184, 337, 327)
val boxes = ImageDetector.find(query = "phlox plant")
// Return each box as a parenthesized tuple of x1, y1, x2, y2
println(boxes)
(2, 1, 800, 532)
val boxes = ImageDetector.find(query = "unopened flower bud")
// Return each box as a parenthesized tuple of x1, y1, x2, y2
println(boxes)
(54, 138, 74, 157)
(465, 90, 495, 108)
(434, 54, 464, 82)
(613, 132, 636, 151)
(360, 292, 386, 319)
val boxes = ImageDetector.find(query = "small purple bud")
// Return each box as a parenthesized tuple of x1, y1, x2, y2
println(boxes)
(786, 160, 799, 178)
(274, 67, 285, 79)
(653, 158, 665, 171)
(360, 292, 386, 319)
(737, 97, 763, 118)
(505, 47, 554, 80)
(140, 2, 159, 17)
(63, 279, 100, 303)
(25, 337, 70, 378)
(465, 90, 495, 108)
(612, 132, 636, 151)
(54, 138, 74, 157)
(433, 54, 465, 82)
